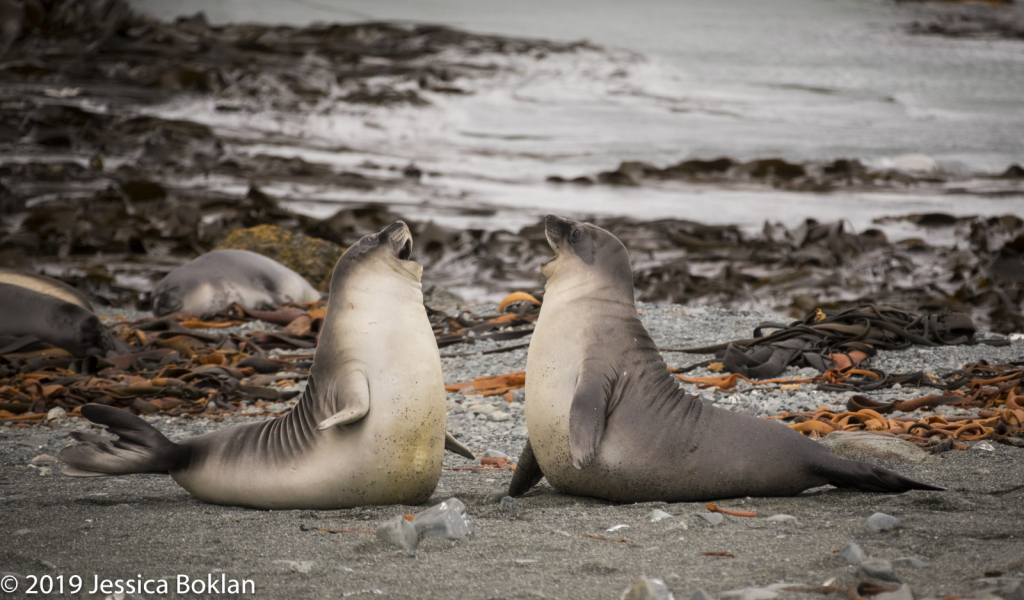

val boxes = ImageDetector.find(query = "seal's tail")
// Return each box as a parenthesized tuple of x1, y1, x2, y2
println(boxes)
(59, 404, 189, 477)
(816, 457, 944, 493)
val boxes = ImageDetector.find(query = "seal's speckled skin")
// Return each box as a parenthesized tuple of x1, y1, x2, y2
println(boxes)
(510, 215, 942, 502)
(61, 222, 449, 509)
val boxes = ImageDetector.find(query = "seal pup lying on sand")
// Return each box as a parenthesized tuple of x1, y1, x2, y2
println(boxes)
(151, 249, 321, 316)
(0, 282, 120, 357)
(509, 215, 942, 502)
(61, 222, 472, 509)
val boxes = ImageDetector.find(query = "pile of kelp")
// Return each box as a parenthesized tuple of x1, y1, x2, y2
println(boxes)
(0, 295, 539, 424)
(556, 156, 1024, 195)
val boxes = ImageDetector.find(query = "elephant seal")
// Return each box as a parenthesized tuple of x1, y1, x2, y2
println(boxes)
(61, 222, 473, 509)
(151, 249, 321, 316)
(0, 283, 118, 357)
(508, 215, 942, 502)
(0, 268, 93, 311)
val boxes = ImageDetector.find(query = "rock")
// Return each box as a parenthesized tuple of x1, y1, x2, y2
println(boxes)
(37, 467, 51, 476)
(377, 515, 419, 556)
(974, 441, 996, 452)
(893, 557, 930, 569)
(867, 512, 900, 533)
(15, 528, 30, 535)
(648, 509, 673, 522)
(620, 576, 675, 600)
(819, 431, 930, 464)
(482, 449, 508, 459)
(272, 560, 313, 574)
(485, 491, 506, 503)
(841, 541, 866, 565)
(412, 498, 474, 541)
(874, 584, 914, 600)
(691, 591, 716, 600)
(422, 285, 464, 308)
(499, 496, 519, 515)
(697, 513, 724, 526)
(858, 558, 899, 582)
(765, 515, 797, 524)
(214, 224, 343, 292)
(721, 583, 800, 600)
(45, 407, 65, 421)
(29, 454, 56, 465)
(488, 411, 510, 422)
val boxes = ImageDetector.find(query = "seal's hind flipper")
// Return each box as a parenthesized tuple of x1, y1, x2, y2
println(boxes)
(817, 457, 944, 493)
(569, 360, 617, 470)
(445, 431, 474, 460)
(313, 370, 370, 430)
(508, 438, 545, 497)
(58, 404, 188, 475)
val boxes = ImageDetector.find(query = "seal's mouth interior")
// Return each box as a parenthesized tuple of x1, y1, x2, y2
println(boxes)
(397, 238, 412, 261)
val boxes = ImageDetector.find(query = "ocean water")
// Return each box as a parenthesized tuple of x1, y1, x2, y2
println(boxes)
(130, 0, 1024, 232)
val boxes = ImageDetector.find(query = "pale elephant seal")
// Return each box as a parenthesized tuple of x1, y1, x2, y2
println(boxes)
(151, 249, 321, 316)
(508, 215, 942, 502)
(61, 222, 473, 509)
(0, 283, 118, 357)
(0, 268, 93, 311)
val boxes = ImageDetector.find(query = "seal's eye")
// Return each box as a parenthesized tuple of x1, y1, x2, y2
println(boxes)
(570, 228, 582, 243)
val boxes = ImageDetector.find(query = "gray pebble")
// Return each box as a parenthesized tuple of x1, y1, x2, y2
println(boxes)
(499, 496, 519, 514)
(29, 455, 56, 465)
(482, 449, 508, 459)
(867, 512, 900, 533)
(272, 560, 313, 574)
(841, 541, 866, 565)
(648, 509, 672, 522)
(858, 557, 899, 582)
(485, 491, 506, 503)
(620, 576, 675, 600)
(697, 513, 724, 526)
(765, 515, 797, 524)
(691, 591, 716, 600)
(874, 584, 914, 600)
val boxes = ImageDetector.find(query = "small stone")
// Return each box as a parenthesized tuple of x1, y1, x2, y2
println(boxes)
(697, 513, 724, 526)
(37, 467, 51, 477)
(488, 411, 510, 422)
(874, 584, 914, 600)
(29, 454, 56, 465)
(893, 557, 930, 569)
(482, 449, 508, 459)
(499, 496, 519, 514)
(648, 509, 672, 522)
(376, 516, 419, 556)
(15, 528, 31, 535)
(765, 515, 797, 523)
(867, 512, 900, 533)
(272, 560, 313, 574)
(858, 557, 899, 582)
(620, 576, 675, 600)
(485, 491, 506, 503)
(45, 407, 66, 421)
(412, 498, 474, 541)
(841, 541, 866, 565)
(691, 591, 716, 600)
(974, 441, 996, 452)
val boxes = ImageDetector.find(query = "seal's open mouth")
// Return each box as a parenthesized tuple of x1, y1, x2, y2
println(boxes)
(397, 238, 412, 261)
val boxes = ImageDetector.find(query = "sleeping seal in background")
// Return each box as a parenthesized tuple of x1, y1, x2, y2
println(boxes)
(0, 267, 93, 311)
(151, 249, 321, 316)
(508, 215, 942, 502)
(0, 282, 118, 357)
(61, 221, 472, 509)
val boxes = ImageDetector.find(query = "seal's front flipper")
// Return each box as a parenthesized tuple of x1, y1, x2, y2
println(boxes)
(569, 360, 617, 469)
(508, 438, 544, 497)
(445, 431, 474, 459)
(59, 404, 188, 476)
(315, 369, 370, 430)
(817, 457, 945, 493)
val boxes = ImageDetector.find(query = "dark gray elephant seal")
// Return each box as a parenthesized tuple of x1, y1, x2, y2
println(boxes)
(508, 215, 942, 502)
(61, 222, 472, 509)
(0, 283, 118, 357)
(0, 268, 93, 311)
(152, 249, 321, 316)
